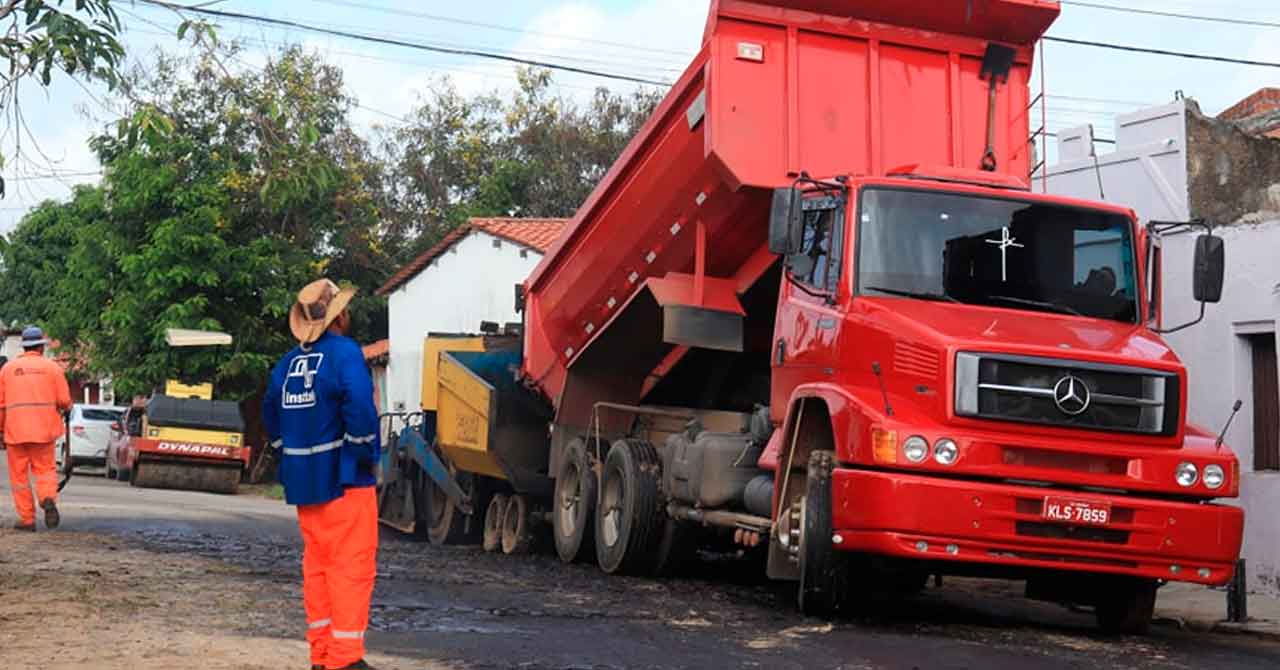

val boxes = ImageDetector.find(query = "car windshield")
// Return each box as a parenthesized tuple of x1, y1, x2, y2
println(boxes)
(82, 408, 123, 422)
(857, 188, 1138, 323)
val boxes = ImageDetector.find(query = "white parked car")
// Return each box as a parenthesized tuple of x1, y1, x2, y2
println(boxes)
(56, 404, 125, 473)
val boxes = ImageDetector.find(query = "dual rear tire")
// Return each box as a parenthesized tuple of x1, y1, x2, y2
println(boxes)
(483, 492, 538, 555)
(552, 438, 597, 563)
(595, 439, 666, 576)
(552, 437, 690, 576)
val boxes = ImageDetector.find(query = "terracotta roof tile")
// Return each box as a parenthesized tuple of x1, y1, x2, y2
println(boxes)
(376, 217, 568, 296)
(470, 217, 566, 253)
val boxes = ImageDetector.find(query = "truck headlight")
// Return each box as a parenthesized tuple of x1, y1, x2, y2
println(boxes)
(1176, 462, 1198, 487)
(933, 439, 959, 465)
(1203, 464, 1225, 490)
(903, 436, 929, 463)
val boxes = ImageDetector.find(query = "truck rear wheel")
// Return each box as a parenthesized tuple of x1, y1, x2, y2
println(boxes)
(595, 439, 664, 575)
(426, 471, 484, 546)
(798, 450, 845, 617)
(1096, 578, 1158, 635)
(483, 493, 508, 552)
(501, 494, 536, 555)
(553, 438, 597, 563)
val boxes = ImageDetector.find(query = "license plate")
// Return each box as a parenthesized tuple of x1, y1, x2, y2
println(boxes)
(1043, 496, 1112, 526)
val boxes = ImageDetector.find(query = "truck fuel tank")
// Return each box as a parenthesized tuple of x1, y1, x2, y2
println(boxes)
(663, 428, 762, 509)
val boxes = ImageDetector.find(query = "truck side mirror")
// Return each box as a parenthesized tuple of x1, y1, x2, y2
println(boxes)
(769, 187, 802, 255)
(1193, 234, 1224, 304)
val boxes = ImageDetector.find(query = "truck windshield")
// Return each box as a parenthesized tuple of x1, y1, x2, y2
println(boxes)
(857, 188, 1138, 323)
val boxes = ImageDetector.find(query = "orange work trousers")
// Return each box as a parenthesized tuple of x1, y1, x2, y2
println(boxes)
(297, 485, 378, 669)
(6, 442, 57, 526)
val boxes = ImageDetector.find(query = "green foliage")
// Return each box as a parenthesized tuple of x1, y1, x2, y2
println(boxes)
(4, 44, 394, 399)
(0, 39, 661, 400)
(381, 67, 662, 261)
(0, 0, 125, 87)
(0, 1, 126, 194)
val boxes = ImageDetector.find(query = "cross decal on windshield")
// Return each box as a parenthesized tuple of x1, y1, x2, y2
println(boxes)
(984, 227, 1024, 282)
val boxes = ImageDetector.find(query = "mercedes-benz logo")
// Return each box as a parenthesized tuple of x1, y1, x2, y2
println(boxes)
(1053, 375, 1091, 416)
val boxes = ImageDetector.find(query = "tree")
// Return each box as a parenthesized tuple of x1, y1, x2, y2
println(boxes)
(54, 43, 393, 399)
(381, 69, 662, 262)
(0, 185, 105, 326)
(0, 0, 126, 191)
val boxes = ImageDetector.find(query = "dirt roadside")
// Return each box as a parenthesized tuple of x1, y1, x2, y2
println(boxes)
(0, 529, 437, 670)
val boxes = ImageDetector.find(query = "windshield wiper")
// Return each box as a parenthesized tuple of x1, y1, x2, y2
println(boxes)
(985, 295, 1083, 316)
(864, 286, 960, 303)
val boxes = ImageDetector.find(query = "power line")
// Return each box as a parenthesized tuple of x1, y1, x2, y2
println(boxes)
(136, 0, 674, 87)
(1060, 1, 1280, 29)
(1044, 36, 1280, 69)
(124, 20, 626, 101)
(1048, 94, 1160, 107)
(301, 0, 694, 58)
(5, 171, 103, 182)
(129, 6, 685, 85)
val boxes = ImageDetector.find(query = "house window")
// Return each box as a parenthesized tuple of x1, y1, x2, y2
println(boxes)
(1249, 333, 1279, 471)
(493, 238, 502, 249)
(520, 249, 529, 259)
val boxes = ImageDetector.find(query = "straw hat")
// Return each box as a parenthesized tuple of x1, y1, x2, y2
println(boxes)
(289, 279, 357, 345)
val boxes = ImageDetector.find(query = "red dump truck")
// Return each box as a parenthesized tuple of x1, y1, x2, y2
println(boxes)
(407, 0, 1243, 633)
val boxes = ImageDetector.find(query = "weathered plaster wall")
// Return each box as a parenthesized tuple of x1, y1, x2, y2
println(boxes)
(1186, 100, 1280, 226)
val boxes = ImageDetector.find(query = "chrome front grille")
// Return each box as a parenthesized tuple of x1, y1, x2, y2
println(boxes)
(955, 353, 1179, 436)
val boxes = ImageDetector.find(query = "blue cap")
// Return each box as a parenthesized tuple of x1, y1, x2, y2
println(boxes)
(21, 325, 49, 347)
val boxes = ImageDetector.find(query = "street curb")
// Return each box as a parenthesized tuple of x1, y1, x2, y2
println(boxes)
(1155, 615, 1280, 642)
(1210, 620, 1280, 641)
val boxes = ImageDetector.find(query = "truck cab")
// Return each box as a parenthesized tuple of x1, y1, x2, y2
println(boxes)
(761, 168, 1239, 626)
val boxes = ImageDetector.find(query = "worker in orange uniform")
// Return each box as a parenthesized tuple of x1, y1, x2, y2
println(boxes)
(263, 280, 381, 670)
(0, 326, 72, 531)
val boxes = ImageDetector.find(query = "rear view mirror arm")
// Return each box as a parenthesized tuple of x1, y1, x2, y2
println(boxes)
(1147, 218, 1222, 334)
(1151, 301, 1205, 335)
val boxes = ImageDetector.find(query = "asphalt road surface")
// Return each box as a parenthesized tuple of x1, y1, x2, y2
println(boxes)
(4, 463, 1279, 670)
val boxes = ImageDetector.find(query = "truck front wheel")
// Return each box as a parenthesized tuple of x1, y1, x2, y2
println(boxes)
(553, 438, 597, 563)
(595, 439, 664, 575)
(1095, 578, 1158, 635)
(798, 449, 846, 617)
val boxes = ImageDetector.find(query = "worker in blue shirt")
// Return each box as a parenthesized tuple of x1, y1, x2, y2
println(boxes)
(263, 279, 381, 670)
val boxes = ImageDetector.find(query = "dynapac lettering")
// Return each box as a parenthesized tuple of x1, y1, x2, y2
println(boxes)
(156, 442, 231, 457)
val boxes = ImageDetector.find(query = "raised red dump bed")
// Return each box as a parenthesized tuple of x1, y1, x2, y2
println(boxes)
(522, 0, 1058, 415)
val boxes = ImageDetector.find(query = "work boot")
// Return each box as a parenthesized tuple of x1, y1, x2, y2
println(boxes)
(12, 521, 36, 532)
(41, 498, 60, 529)
(330, 661, 376, 670)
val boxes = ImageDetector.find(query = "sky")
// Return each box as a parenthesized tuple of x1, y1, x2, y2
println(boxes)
(1, 0, 1278, 234)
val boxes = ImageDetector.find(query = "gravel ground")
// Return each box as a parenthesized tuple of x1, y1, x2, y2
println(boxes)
(2, 467, 1279, 670)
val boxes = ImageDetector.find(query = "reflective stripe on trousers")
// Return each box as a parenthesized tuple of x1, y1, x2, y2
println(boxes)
(5, 443, 57, 525)
(297, 486, 377, 669)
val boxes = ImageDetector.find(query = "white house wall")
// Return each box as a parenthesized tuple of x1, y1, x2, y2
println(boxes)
(1162, 221, 1280, 595)
(386, 231, 542, 414)
(1034, 101, 1191, 223)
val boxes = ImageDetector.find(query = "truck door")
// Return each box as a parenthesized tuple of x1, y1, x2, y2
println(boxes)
(771, 195, 848, 414)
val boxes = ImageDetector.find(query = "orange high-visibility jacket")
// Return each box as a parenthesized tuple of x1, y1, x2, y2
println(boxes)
(0, 351, 72, 445)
